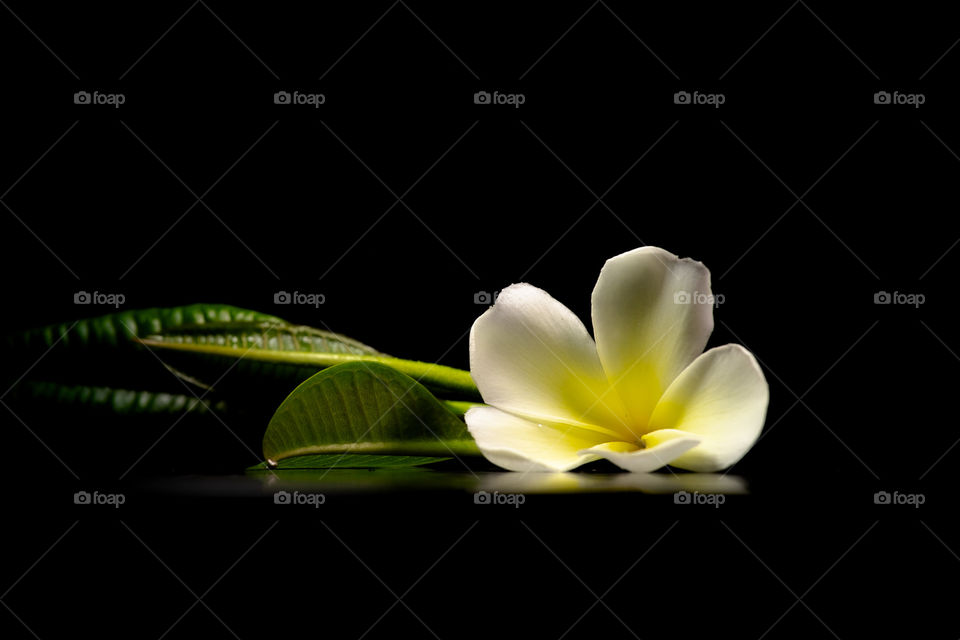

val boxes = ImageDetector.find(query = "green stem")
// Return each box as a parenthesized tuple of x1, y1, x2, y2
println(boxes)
(139, 339, 480, 399)
(441, 400, 486, 417)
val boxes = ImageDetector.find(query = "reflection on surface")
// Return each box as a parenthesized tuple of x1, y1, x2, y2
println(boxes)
(198, 468, 750, 495)
(144, 468, 748, 497)
(257, 467, 476, 493)
(476, 472, 747, 495)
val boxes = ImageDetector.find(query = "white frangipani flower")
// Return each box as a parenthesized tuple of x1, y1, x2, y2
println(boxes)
(465, 246, 769, 473)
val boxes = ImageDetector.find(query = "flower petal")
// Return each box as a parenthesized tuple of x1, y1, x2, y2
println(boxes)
(578, 430, 702, 473)
(470, 283, 632, 439)
(648, 344, 769, 472)
(465, 406, 608, 472)
(591, 246, 714, 429)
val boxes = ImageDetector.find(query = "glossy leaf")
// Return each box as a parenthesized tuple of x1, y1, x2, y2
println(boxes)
(1, 304, 400, 397)
(141, 321, 382, 356)
(140, 336, 480, 400)
(262, 362, 480, 465)
(2, 304, 289, 392)
(7, 380, 226, 416)
(5, 303, 285, 353)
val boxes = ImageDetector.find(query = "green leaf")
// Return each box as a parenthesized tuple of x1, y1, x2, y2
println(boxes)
(5, 303, 285, 353)
(141, 321, 382, 356)
(1, 304, 408, 399)
(262, 362, 480, 465)
(135, 320, 390, 396)
(248, 454, 451, 469)
(6, 380, 227, 416)
(139, 334, 480, 400)
(2, 304, 291, 392)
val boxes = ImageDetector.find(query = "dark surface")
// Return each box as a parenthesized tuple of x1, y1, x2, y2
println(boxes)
(1, 2, 957, 637)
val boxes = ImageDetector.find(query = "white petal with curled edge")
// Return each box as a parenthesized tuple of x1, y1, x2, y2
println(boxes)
(465, 406, 609, 472)
(470, 283, 631, 439)
(648, 344, 769, 472)
(591, 246, 714, 429)
(578, 430, 702, 473)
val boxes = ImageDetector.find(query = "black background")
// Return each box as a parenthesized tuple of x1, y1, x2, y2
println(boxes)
(1, 2, 958, 638)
